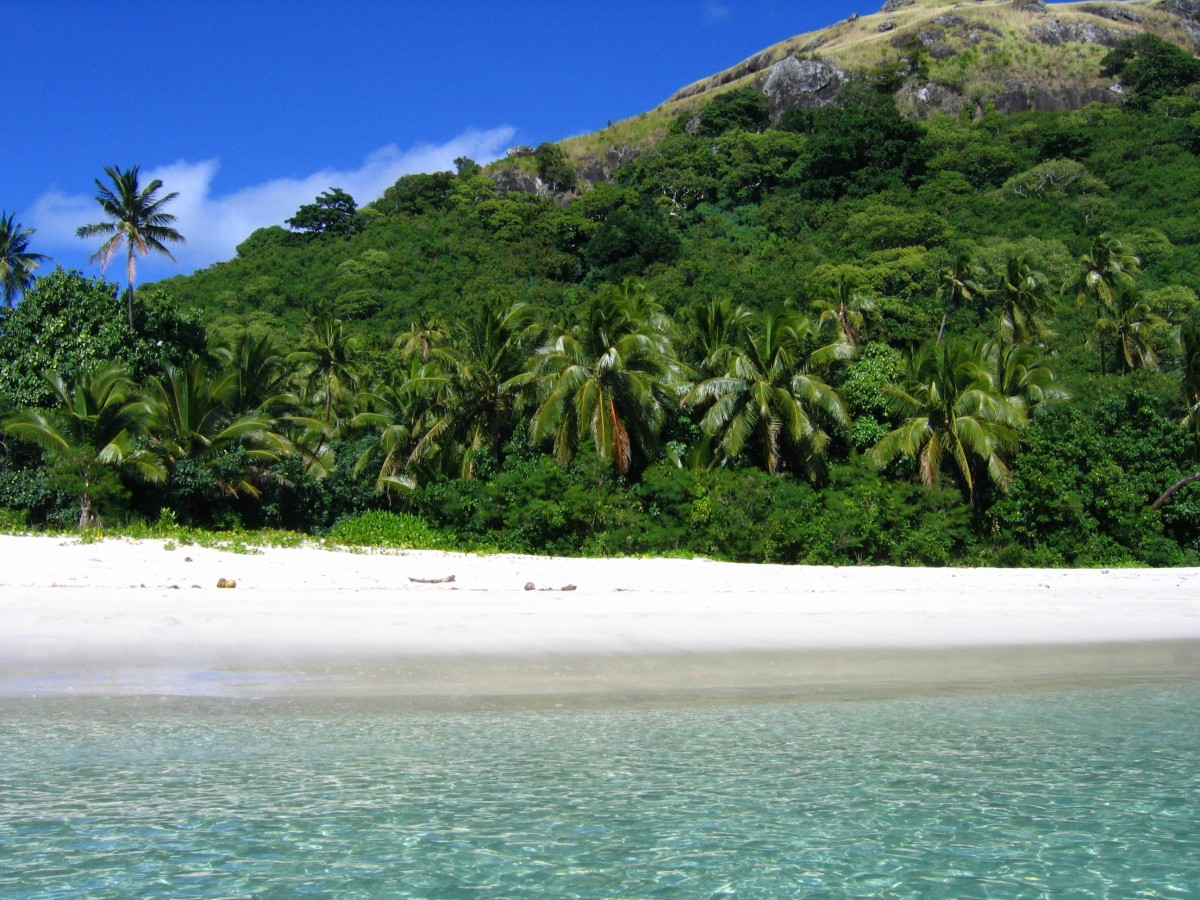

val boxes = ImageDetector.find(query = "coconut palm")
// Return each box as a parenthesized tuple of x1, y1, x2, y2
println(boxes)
(979, 339, 1070, 413)
(216, 331, 298, 418)
(401, 298, 540, 476)
(75, 166, 185, 328)
(1067, 234, 1140, 375)
(679, 295, 754, 383)
(869, 339, 1026, 505)
(812, 272, 876, 349)
(2, 364, 164, 529)
(530, 280, 679, 476)
(0, 211, 50, 308)
(288, 308, 364, 430)
(995, 254, 1052, 345)
(351, 368, 422, 496)
(685, 307, 850, 478)
(1098, 283, 1167, 375)
(936, 251, 987, 342)
(146, 361, 291, 498)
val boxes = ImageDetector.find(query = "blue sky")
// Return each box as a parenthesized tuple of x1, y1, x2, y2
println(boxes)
(5, 1, 861, 284)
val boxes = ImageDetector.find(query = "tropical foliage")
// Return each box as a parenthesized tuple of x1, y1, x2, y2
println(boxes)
(3, 36, 1200, 567)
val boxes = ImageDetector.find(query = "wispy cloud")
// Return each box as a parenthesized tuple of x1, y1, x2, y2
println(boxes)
(704, 3, 731, 22)
(28, 126, 516, 281)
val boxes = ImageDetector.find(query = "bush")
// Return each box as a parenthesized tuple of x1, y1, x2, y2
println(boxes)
(327, 510, 451, 549)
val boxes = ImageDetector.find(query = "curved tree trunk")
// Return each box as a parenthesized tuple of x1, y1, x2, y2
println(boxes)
(1151, 472, 1200, 510)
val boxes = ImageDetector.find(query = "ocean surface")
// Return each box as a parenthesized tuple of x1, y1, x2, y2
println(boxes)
(1, 682, 1198, 898)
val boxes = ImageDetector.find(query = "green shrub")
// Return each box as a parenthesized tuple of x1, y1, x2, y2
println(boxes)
(328, 510, 450, 550)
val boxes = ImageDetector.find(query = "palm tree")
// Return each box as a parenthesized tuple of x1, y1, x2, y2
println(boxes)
(1098, 283, 1167, 375)
(995, 254, 1052, 345)
(979, 338, 1070, 413)
(2, 364, 164, 529)
(869, 339, 1026, 506)
(530, 280, 679, 476)
(1067, 234, 1140, 375)
(75, 165, 185, 328)
(216, 331, 298, 418)
(812, 272, 876, 349)
(1180, 314, 1200, 440)
(288, 308, 364, 430)
(936, 251, 987, 343)
(402, 298, 540, 476)
(351, 368, 422, 497)
(146, 361, 291, 498)
(679, 295, 754, 383)
(0, 211, 50, 308)
(684, 307, 850, 478)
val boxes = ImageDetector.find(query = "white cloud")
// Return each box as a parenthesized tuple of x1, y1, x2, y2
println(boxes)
(28, 126, 517, 281)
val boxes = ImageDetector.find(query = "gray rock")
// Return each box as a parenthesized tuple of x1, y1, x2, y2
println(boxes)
(1079, 3, 1142, 21)
(1031, 18, 1125, 44)
(934, 14, 967, 26)
(993, 78, 1115, 113)
(758, 57, 848, 122)
(1160, 0, 1200, 21)
(878, 19, 896, 31)
(897, 80, 970, 115)
(881, 0, 914, 10)
(1013, 0, 1048, 11)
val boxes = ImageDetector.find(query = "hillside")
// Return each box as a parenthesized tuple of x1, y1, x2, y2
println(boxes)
(4, 1, 1200, 567)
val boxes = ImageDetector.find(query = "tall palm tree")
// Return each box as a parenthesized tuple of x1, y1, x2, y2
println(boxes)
(288, 308, 364, 430)
(2, 364, 164, 529)
(530, 280, 679, 476)
(869, 339, 1026, 506)
(75, 165, 185, 328)
(995, 254, 1052, 345)
(1067, 234, 1140, 375)
(0, 211, 50, 308)
(684, 307, 850, 478)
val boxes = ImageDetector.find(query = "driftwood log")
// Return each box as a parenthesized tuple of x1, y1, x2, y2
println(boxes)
(408, 575, 456, 584)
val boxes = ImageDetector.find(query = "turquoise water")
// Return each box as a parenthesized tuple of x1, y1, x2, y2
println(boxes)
(2, 684, 1198, 898)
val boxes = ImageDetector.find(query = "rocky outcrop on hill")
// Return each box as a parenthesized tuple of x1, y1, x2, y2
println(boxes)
(1031, 17, 1127, 43)
(756, 57, 848, 122)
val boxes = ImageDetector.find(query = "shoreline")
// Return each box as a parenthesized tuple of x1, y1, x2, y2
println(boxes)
(2, 535, 1199, 700)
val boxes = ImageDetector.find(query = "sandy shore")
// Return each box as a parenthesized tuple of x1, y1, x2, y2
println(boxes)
(2, 534, 1199, 701)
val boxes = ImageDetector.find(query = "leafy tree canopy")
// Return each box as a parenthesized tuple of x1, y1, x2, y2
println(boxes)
(695, 87, 771, 137)
(286, 187, 361, 236)
(0, 268, 206, 408)
(1101, 33, 1200, 107)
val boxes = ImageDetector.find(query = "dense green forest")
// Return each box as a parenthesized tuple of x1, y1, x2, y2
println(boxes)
(3, 30, 1200, 566)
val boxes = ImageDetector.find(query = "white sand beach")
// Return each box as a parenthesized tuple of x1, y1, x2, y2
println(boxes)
(2, 534, 1199, 700)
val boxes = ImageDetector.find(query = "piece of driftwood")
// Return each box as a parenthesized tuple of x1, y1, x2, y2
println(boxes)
(408, 575, 456, 584)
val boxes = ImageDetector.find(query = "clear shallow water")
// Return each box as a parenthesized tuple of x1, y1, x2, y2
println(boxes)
(1, 684, 1198, 898)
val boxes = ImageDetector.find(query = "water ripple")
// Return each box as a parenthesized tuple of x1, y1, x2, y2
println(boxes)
(0, 685, 1198, 897)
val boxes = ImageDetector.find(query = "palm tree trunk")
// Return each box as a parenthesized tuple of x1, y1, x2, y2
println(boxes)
(126, 247, 137, 329)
